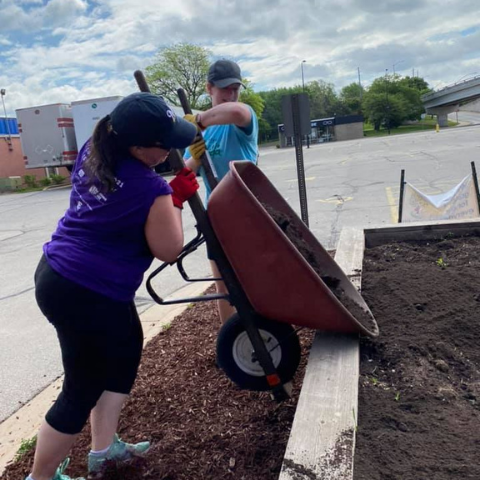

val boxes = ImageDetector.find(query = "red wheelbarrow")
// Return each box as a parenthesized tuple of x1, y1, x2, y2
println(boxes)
(135, 73, 378, 400)
(208, 161, 378, 390)
(147, 159, 379, 396)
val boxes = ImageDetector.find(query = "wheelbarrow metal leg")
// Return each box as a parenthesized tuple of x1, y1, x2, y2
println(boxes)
(240, 313, 291, 401)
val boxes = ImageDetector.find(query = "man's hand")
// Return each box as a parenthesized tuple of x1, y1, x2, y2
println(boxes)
(169, 167, 199, 209)
(189, 134, 206, 165)
(184, 113, 206, 132)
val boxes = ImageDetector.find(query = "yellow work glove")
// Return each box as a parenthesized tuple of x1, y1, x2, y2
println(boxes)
(189, 134, 206, 164)
(184, 113, 206, 132)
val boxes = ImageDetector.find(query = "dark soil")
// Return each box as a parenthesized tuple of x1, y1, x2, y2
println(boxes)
(354, 234, 480, 480)
(2, 288, 314, 480)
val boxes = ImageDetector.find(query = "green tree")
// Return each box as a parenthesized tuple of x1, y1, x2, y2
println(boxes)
(258, 117, 272, 143)
(362, 75, 427, 130)
(398, 76, 430, 94)
(340, 82, 364, 114)
(146, 43, 210, 109)
(239, 79, 265, 118)
(258, 87, 298, 140)
(363, 92, 408, 130)
(306, 80, 340, 118)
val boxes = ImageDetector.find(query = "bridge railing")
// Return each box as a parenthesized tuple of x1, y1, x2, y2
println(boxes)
(422, 74, 480, 100)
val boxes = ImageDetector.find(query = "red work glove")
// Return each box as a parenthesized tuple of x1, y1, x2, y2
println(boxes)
(169, 167, 199, 209)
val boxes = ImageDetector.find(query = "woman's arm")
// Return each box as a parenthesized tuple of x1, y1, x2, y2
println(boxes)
(145, 195, 184, 263)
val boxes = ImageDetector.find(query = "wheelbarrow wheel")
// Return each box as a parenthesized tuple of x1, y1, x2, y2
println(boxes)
(216, 313, 301, 391)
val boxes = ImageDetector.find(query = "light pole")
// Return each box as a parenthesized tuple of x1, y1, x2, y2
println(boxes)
(0, 89, 12, 149)
(392, 60, 404, 76)
(301, 60, 306, 91)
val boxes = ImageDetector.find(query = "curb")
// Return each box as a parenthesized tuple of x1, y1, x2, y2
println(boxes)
(42, 184, 72, 191)
(0, 280, 213, 475)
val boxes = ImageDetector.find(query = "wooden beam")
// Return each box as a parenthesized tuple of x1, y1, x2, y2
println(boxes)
(279, 227, 364, 479)
(365, 218, 480, 247)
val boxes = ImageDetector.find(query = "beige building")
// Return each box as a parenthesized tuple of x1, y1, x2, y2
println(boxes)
(278, 115, 364, 147)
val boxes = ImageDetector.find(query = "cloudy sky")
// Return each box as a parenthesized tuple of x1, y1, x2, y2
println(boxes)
(0, 0, 479, 115)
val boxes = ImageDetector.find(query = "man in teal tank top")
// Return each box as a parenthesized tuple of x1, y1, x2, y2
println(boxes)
(184, 59, 259, 323)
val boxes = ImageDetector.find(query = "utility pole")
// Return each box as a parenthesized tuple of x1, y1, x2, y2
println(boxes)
(357, 67, 362, 100)
(301, 60, 306, 92)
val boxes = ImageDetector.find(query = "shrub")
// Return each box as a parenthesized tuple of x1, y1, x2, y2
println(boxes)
(39, 177, 52, 187)
(50, 174, 66, 185)
(23, 175, 37, 188)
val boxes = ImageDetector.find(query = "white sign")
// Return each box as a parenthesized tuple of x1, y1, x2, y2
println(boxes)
(402, 174, 479, 222)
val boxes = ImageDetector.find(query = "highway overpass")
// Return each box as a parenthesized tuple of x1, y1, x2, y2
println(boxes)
(422, 75, 480, 126)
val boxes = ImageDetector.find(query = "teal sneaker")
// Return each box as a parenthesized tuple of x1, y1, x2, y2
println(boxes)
(87, 434, 150, 476)
(37, 457, 85, 480)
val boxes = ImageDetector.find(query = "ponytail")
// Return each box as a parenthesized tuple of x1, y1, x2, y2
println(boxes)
(84, 115, 124, 192)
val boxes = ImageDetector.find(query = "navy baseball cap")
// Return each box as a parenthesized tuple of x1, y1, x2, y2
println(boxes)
(110, 92, 196, 149)
(208, 60, 245, 88)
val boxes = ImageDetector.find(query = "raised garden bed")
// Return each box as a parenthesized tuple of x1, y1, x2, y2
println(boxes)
(354, 227, 480, 480)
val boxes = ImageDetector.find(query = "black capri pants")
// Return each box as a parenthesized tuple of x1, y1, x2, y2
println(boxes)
(34, 255, 143, 435)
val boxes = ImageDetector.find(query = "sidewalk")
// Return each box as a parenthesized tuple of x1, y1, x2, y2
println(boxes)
(0, 280, 212, 475)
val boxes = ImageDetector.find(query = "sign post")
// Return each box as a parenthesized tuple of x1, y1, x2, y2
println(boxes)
(281, 93, 311, 226)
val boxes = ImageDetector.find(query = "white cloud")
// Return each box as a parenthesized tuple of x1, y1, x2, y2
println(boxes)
(0, 0, 479, 114)
(43, 0, 88, 26)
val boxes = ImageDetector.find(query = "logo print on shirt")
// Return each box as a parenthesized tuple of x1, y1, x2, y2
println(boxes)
(76, 201, 83, 211)
(88, 185, 107, 202)
(208, 140, 222, 158)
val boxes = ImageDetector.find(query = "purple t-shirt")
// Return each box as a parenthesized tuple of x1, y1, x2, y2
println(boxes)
(44, 141, 172, 301)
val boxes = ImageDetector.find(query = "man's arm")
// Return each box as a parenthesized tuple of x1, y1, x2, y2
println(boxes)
(197, 102, 251, 129)
(184, 103, 252, 171)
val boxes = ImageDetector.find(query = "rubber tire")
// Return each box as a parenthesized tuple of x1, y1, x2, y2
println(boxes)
(216, 314, 301, 391)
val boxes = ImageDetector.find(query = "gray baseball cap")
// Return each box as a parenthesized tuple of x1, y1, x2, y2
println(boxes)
(208, 60, 245, 88)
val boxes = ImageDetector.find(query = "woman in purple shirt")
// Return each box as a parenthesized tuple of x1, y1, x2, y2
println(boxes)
(26, 93, 203, 480)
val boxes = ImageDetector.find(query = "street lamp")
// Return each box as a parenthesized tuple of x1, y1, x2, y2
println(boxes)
(301, 60, 306, 91)
(392, 60, 404, 76)
(0, 88, 13, 149)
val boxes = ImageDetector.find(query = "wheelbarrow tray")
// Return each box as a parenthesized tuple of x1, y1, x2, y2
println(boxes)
(207, 161, 378, 337)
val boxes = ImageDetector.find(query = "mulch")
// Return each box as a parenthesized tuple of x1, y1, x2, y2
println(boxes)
(354, 234, 480, 480)
(2, 287, 314, 480)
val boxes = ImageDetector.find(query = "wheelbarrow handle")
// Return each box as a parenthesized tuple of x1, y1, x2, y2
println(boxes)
(176, 88, 218, 191)
(177, 88, 192, 115)
(133, 70, 150, 94)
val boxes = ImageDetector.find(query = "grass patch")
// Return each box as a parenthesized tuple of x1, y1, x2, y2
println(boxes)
(258, 140, 279, 148)
(15, 436, 37, 461)
(364, 118, 458, 137)
(11, 187, 45, 193)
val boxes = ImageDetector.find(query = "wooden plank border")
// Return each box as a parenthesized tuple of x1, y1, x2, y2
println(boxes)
(365, 218, 480, 247)
(279, 227, 364, 480)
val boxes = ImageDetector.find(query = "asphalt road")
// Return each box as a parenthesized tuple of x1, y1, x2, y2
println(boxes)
(1, 122, 479, 422)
